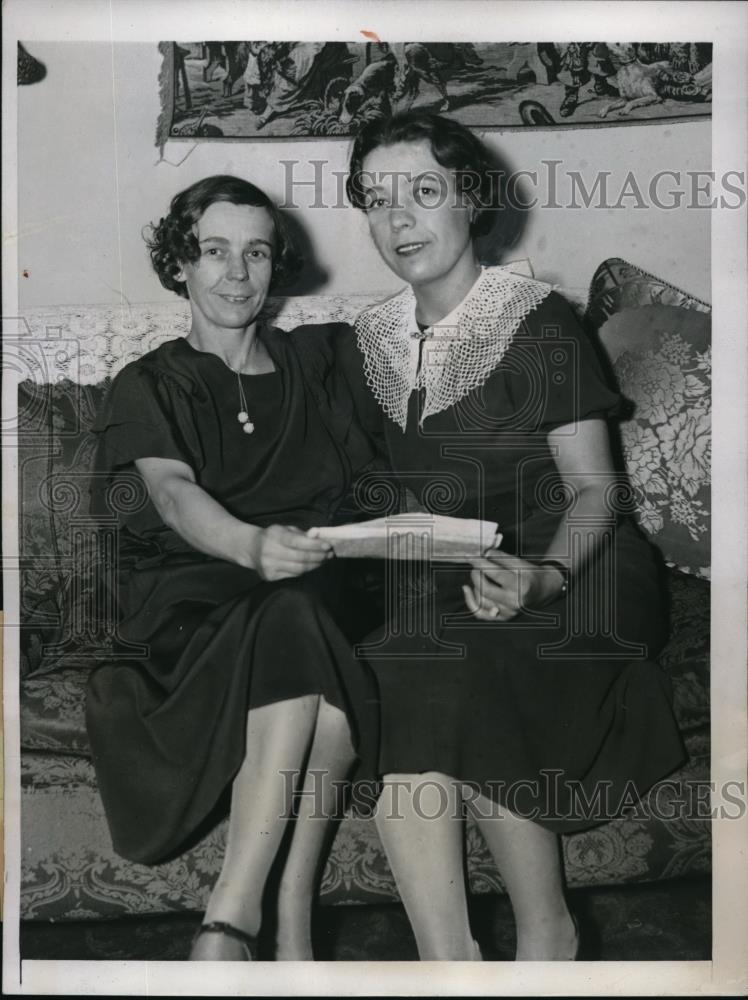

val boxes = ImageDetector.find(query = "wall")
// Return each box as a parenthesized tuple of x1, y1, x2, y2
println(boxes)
(18, 42, 711, 309)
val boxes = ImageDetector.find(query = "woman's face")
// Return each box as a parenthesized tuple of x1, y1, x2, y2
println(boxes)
(360, 139, 476, 295)
(176, 201, 275, 336)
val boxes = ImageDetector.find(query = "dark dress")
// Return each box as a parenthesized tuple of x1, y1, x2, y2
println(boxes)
(354, 292, 686, 832)
(86, 324, 381, 865)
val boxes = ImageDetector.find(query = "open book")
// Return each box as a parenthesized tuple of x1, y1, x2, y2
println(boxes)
(309, 513, 502, 562)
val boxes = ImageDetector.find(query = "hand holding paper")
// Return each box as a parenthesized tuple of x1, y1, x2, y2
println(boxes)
(309, 513, 501, 562)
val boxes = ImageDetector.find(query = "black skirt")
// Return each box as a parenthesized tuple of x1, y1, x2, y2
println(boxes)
(87, 559, 380, 864)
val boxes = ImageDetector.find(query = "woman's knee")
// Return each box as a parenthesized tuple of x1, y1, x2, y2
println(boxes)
(383, 770, 458, 788)
(260, 585, 326, 624)
(247, 694, 320, 730)
(316, 697, 350, 732)
(378, 772, 462, 820)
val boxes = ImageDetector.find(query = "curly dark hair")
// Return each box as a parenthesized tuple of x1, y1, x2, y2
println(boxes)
(145, 175, 302, 298)
(346, 112, 506, 239)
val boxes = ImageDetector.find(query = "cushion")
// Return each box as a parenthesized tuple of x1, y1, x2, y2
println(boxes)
(587, 259, 711, 579)
(587, 256, 710, 329)
(600, 305, 710, 577)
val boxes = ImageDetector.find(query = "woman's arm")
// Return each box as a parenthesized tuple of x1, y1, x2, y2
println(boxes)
(465, 418, 617, 620)
(540, 416, 617, 574)
(135, 456, 332, 581)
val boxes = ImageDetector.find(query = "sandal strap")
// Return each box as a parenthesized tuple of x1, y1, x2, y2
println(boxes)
(196, 920, 258, 959)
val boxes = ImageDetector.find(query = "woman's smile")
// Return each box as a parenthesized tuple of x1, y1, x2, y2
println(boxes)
(216, 292, 257, 309)
(395, 241, 428, 256)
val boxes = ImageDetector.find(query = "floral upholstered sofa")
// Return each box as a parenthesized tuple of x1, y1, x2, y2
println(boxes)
(17, 257, 711, 921)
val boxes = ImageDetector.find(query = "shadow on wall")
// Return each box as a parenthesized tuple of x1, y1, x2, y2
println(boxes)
(475, 144, 530, 266)
(280, 208, 330, 296)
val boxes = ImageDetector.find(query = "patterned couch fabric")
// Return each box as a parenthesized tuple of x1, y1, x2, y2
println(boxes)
(662, 571, 710, 734)
(15, 296, 379, 385)
(22, 748, 710, 920)
(17, 275, 711, 919)
(20, 668, 91, 755)
(613, 308, 710, 576)
(586, 257, 710, 328)
(19, 380, 114, 677)
(23, 778, 707, 918)
(587, 259, 711, 579)
(19, 566, 710, 919)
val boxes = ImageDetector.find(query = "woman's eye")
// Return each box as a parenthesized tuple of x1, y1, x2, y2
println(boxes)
(204, 247, 224, 257)
(417, 184, 441, 204)
(366, 196, 388, 211)
(246, 248, 270, 260)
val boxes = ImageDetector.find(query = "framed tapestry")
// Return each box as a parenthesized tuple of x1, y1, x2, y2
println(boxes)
(156, 40, 712, 146)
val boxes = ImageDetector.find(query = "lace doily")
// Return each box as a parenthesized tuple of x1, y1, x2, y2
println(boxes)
(355, 266, 553, 430)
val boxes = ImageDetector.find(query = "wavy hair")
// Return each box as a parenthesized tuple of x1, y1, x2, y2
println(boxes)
(145, 175, 302, 298)
(346, 112, 506, 238)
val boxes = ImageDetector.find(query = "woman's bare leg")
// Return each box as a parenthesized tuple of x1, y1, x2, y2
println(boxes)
(465, 792, 577, 960)
(191, 694, 321, 960)
(374, 772, 480, 960)
(275, 699, 356, 960)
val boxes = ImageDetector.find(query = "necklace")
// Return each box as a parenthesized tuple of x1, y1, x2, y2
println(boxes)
(223, 339, 259, 435)
(234, 371, 255, 434)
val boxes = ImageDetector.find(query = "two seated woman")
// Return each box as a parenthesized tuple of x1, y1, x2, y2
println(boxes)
(87, 112, 684, 962)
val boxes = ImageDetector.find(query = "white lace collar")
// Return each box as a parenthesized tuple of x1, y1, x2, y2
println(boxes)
(355, 265, 553, 430)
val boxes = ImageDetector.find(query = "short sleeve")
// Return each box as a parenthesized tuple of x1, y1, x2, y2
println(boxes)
(92, 360, 190, 472)
(508, 291, 620, 430)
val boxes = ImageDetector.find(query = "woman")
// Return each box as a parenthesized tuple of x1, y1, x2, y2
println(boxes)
(345, 113, 686, 960)
(86, 175, 381, 961)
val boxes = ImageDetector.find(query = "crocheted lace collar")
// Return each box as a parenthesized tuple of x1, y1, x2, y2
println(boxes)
(355, 265, 553, 430)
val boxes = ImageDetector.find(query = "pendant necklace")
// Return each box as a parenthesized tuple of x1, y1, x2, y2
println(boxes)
(234, 371, 255, 434)
(224, 340, 258, 435)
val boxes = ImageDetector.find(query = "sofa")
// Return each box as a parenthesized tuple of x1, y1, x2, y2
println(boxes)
(17, 257, 711, 921)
